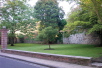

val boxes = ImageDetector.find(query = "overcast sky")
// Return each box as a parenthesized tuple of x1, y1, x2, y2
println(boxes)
(28, 0, 75, 18)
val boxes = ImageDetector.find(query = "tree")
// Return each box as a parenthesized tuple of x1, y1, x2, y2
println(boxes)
(64, 7, 90, 34)
(61, 0, 102, 45)
(34, 0, 65, 43)
(79, 0, 102, 24)
(79, 0, 102, 45)
(37, 26, 58, 49)
(0, 0, 35, 46)
(34, 0, 64, 30)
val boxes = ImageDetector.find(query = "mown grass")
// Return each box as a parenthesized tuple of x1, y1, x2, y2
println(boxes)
(4, 43, 102, 57)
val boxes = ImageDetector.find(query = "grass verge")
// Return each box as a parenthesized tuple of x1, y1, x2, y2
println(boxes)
(5, 43, 102, 57)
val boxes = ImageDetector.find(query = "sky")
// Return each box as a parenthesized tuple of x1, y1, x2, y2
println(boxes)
(28, 0, 75, 18)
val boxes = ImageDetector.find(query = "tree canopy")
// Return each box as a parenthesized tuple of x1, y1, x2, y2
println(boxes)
(0, 0, 35, 46)
(37, 26, 58, 49)
(63, 0, 102, 45)
(34, 0, 66, 43)
(34, 0, 65, 30)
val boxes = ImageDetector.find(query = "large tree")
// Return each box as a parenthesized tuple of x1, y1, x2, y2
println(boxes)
(34, 0, 64, 30)
(62, 0, 102, 23)
(79, 0, 102, 45)
(0, 0, 35, 46)
(34, 0, 66, 43)
(62, 0, 102, 45)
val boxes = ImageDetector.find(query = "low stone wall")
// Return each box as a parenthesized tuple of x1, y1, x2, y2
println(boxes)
(1, 49, 92, 66)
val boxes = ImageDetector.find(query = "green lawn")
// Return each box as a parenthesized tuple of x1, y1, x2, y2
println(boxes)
(6, 43, 102, 57)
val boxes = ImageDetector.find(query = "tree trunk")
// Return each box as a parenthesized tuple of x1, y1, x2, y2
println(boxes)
(49, 44, 51, 49)
(10, 36, 15, 46)
(10, 31, 15, 46)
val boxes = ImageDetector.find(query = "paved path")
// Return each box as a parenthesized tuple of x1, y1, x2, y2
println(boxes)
(0, 52, 96, 68)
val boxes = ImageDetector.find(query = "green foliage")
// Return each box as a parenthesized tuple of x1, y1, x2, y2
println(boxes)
(64, 9, 91, 35)
(63, 0, 102, 45)
(37, 26, 58, 44)
(0, 0, 35, 33)
(64, 5, 102, 36)
(67, 8, 90, 23)
(58, 19, 67, 30)
(66, 0, 102, 28)
(89, 24, 102, 34)
(65, 8, 91, 35)
(34, 0, 66, 43)
(34, 0, 64, 30)
(0, 0, 35, 45)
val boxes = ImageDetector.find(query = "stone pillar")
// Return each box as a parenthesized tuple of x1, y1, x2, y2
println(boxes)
(0, 28, 8, 50)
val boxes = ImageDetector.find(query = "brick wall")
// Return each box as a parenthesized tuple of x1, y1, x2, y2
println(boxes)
(0, 28, 8, 49)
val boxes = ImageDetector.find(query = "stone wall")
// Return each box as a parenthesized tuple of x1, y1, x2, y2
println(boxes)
(63, 33, 101, 45)
(1, 49, 92, 66)
(24, 40, 42, 44)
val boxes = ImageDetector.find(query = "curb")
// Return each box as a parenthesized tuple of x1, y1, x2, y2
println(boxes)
(0, 54, 59, 68)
